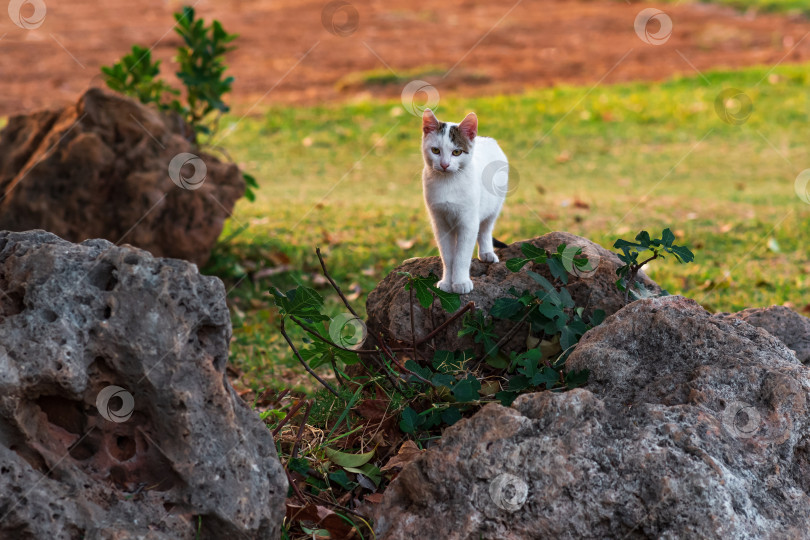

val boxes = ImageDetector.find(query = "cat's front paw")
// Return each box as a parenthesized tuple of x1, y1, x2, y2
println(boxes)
(452, 279, 474, 294)
(436, 279, 453, 293)
(479, 252, 499, 263)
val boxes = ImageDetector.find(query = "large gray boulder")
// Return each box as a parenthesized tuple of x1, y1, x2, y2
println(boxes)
(365, 231, 660, 357)
(0, 230, 286, 539)
(373, 296, 810, 539)
(718, 305, 810, 364)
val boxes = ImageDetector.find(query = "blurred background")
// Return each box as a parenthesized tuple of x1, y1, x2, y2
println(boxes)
(2, 0, 810, 389)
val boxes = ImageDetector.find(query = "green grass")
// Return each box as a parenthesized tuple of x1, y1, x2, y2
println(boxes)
(208, 63, 810, 390)
(671, 0, 810, 16)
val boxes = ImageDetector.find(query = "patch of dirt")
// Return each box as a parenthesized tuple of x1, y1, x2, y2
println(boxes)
(1, 0, 810, 115)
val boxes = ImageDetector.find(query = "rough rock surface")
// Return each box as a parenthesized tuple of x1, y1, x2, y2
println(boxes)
(365, 231, 660, 356)
(373, 296, 810, 539)
(718, 305, 810, 364)
(0, 230, 285, 539)
(0, 88, 245, 266)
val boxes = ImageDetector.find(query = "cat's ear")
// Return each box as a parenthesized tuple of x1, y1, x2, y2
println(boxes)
(458, 112, 478, 140)
(422, 108, 440, 135)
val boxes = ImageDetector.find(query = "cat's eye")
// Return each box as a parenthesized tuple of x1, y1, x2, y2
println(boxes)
(431, 147, 440, 155)
(452, 149, 462, 156)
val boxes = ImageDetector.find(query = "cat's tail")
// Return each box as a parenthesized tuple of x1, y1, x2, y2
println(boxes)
(493, 238, 508, 249)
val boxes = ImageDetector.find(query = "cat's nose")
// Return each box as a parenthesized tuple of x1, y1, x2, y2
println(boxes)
(440, 162, 449, 170)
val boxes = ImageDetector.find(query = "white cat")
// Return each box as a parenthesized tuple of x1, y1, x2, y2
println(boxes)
(421, 108, 508, 294)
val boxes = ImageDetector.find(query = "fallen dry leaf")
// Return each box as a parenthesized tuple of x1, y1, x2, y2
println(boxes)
(285, 501, 357, 539)
(555, 151, 571, 163)
(573, 199, 590, 210)
(364, 493, 384, 504)
(354, 399, 390, 422)
(396, 238, 416, 250)
(381, 441, 424, 472)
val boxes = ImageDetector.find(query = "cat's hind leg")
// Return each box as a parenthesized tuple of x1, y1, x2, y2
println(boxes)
(477, 216, 499, 263)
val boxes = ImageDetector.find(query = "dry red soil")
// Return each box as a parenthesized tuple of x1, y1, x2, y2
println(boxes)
(1, 0, 810, 115)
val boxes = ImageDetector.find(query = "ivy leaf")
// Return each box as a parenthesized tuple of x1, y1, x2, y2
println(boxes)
(431, 372, 456, 389)
(660, 228, 675, 247)
(635, 230, 652, 247)
(538, 301, 563, 321)
(441, 407, 462, 426)
(270, 286, 329, 322)
(506, 257, 530, 272)
(428, 285, 462, 312)
(399, 406, 421, 433)
(300, 340, 359, 368)
(405, 359, 433, 382)
(527, 272, 556, 294)
(591, 309, 606, 326)
(560, 326, 578, 351)
(546, 257, 568, 284)
(531, 366, 560, 389)
(490, 297, 524, 319)
(452, 376, 482, 402)
(669, 244, 695, 263)
(405, 279, 434, 309)
(507, 375, 530, 392)
(565, 368, 590, 388)
(328, 469, 356, 490)
(288, 457, 310, 476)
(613, 238, 641, 251)
(485, 353, 509, 369)
(558, 287, 575, 309)
(520, 243, 547, 261)
(422, 409, 443, 429)
(432, 350, 455, 373)
(496, 390, 518, 406)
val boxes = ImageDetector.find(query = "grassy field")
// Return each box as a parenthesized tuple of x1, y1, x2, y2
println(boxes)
(677, 0, 810, 15)
(208, 63, 810, 391)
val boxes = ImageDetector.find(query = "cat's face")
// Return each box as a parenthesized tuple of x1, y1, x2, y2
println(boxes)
(421, 110, 477, 174)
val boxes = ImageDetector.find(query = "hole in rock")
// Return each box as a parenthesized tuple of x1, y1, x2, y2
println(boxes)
(36, 395, 85, 435)
(68, 439, 98, 461)
(111, 435, 136, 461)
(1, 287, 25, 316)
(88, 261, 118, 291)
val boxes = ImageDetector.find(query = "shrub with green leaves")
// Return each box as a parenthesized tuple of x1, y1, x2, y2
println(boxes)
(101, 7, 258, 202)
(172, 6, 237, 135)
(102, 6, 236, 138)
(614, 228, 695, 302)
(100, 45, 178, 109)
